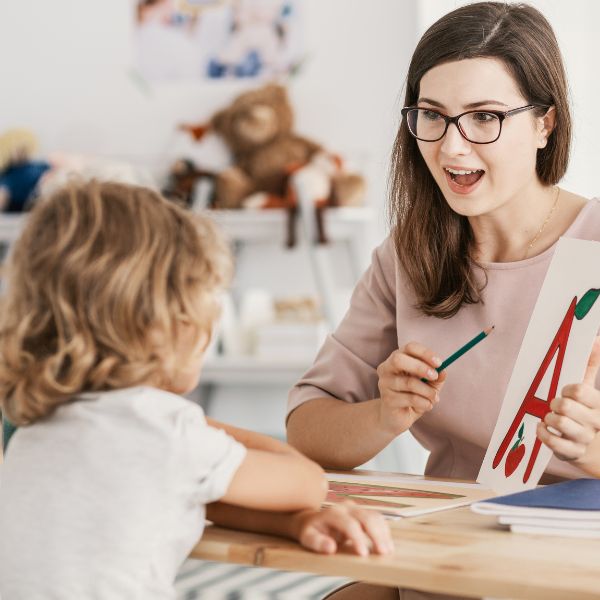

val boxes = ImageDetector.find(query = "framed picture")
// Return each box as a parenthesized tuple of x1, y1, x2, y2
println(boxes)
(133, 0, 305, 82)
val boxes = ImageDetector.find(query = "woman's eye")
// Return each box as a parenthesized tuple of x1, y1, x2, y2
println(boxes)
(423, 110, 441, 121)
(472, 112, 496, 123)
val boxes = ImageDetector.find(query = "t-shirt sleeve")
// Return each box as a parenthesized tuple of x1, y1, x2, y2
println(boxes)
(175, 404, 247, 504)
(287, 235, 399, 418)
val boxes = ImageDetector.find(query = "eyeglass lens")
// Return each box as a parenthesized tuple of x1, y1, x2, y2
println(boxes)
(407, 109, 501, 143)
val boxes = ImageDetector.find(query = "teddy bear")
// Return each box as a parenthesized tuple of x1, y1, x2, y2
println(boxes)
(177, 84, 365, 246)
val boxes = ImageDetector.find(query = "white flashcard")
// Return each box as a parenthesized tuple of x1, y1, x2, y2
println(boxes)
(478, 237, 600, 494)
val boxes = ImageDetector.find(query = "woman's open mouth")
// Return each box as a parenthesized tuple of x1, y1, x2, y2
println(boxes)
(444, 167, 485, 194)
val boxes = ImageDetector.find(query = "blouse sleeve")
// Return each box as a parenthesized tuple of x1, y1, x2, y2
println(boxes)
(287, 235, 399, 417)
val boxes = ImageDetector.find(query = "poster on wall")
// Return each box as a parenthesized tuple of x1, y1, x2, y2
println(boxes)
(133, 0, 305, 82)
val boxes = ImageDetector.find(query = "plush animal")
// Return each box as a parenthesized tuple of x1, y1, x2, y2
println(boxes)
(178, 84, 365, 246)
(0, 129, 52, 212)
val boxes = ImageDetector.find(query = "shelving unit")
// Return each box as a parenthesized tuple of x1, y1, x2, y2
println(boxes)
(201, 356, 309, 385)
(200, 206, 373, 385)
(0, 206, 374, 390)
(0, 214, 27, 245)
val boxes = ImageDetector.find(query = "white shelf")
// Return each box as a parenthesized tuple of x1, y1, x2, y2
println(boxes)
(0, 214, 28, 244)
(0, 207, 373, 245)
(201, 356, 311, 385)
(205, 206, 372, 243)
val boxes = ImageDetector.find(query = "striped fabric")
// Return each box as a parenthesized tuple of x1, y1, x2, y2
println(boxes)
(175, 560, 348, 600)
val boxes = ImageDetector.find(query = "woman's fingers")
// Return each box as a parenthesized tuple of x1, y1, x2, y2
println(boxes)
(376, 344, 449, 428)
(537, 421, 588, 461)
(386, 344, 442, 380)
(383, 373, 439, 403)
(543, 411, 595, 445)
(539, 386, 600, 464)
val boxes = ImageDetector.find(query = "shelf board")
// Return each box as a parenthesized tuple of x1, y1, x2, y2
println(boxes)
(201, 356, 312, 384)
(205, 206, 373, 243)
(0, 214, 28, 244)
(0, 206, 372, 245)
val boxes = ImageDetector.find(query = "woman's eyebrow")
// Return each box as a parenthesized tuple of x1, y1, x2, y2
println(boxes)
(463, 99, 509, 109)
(417, 97, 509, 109)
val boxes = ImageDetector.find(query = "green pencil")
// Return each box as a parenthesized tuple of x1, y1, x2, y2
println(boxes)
(421, 325, 494, 382)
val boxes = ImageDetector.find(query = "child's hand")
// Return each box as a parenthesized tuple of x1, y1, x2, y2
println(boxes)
(290, 501, 393, 557)
(537, 337, 600, 469)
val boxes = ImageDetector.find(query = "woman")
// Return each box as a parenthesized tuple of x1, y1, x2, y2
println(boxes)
(288, 3, 600, 597)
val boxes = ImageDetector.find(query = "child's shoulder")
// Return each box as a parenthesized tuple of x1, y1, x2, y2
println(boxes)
(79, 385, 203, 419)
(53, 385, 207, 442)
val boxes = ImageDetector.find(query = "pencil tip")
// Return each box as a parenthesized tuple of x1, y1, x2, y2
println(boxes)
(485, 325, 495, 335)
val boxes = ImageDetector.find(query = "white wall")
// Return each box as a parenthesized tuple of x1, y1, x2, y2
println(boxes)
(0, 0, 416, 236)
(0, 0, 424, 470)
(0, 0, 417, 319)
(5, 1, 594, 474)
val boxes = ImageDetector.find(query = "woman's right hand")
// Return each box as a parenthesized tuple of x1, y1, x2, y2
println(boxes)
(376, 342, 447, 434)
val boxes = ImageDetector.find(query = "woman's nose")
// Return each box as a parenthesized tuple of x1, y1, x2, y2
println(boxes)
(440, 122, 472, 157)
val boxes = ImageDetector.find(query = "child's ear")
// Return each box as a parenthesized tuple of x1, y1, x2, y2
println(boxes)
(537, 106, 556, 149)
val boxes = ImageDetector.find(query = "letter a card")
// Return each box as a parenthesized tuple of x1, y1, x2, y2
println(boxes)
(478, 237, 600, 494)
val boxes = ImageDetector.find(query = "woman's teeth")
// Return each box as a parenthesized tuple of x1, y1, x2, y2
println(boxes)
(444, 167, 484, 186)
(445, 168, 483, 176)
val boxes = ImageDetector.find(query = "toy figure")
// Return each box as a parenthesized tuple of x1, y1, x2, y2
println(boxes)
(177, 84, 365, 246)
(0, 129, 51, 213)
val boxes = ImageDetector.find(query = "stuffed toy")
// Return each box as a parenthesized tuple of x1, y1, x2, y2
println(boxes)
(177, 84, 365, 246)
(0, 129, 52, 212)
(162, 158, 216, 209)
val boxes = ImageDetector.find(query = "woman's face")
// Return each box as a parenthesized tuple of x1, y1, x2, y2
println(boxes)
(415, 57, 550, 218)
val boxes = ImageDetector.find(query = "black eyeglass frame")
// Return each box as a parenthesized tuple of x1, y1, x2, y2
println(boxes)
(400, 104, 549, 144)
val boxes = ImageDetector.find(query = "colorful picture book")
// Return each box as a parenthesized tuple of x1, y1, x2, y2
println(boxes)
(471, 478, 600, 538)
(325, 473, 495, 518)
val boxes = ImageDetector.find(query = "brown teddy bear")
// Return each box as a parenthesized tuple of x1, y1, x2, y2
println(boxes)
(178, 84, 365, 246)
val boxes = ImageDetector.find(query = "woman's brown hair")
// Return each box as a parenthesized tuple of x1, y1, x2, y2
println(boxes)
(390, 1, 571, 318)
(0, 180, 232, 425)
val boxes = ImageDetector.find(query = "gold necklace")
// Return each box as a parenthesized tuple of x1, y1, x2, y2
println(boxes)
(524, 186, 560, 258)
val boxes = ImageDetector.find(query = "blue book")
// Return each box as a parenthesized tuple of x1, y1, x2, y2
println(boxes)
(471, 479, 600, 538)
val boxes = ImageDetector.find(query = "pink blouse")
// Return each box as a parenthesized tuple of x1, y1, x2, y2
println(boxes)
(288, 199, 600, 480)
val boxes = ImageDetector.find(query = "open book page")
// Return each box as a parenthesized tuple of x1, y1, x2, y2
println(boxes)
(325, 473, 495, 518)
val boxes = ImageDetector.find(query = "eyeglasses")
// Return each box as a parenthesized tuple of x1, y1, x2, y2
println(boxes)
(401, 104, 547, 144)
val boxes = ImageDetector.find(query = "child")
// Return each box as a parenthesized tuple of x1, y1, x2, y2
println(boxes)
(0, 181, 392, 598)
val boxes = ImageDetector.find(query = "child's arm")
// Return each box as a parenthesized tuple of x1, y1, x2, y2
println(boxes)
(206, 417, 301, 455)
(206, 417, 327, 511)
(206, 501, 393, 556)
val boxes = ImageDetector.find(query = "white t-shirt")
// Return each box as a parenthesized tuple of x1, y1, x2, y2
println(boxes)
(0, 386, 246, 599)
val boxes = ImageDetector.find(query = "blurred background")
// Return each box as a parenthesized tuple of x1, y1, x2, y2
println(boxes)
(2, 1, 599, 598)
(1, 0, 599, 477)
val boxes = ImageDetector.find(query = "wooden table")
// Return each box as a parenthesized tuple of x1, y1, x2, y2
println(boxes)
(190, 476, 600, 600)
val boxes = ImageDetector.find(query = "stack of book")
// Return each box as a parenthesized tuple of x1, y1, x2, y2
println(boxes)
(471, 478, 600, 538)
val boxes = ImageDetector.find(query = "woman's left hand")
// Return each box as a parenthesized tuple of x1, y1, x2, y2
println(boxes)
(537, 337, 600, 472)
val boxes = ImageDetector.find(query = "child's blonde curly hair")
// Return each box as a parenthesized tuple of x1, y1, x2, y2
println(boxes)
(0, 180, 232, 425)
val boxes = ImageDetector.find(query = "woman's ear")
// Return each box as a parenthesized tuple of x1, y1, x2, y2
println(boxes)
(537, 106, 556, 148)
